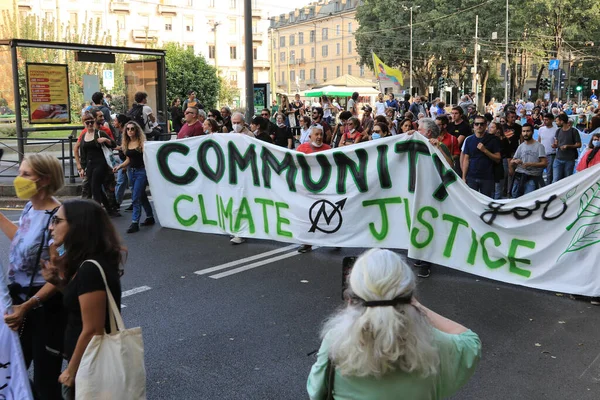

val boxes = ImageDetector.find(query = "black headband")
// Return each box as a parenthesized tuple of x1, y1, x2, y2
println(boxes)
(361, 296, 412, 307)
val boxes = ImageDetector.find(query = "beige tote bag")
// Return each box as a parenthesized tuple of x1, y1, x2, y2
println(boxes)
(75, 260, 147, 400)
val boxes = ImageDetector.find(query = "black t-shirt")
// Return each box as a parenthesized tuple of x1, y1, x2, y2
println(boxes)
(273, 125, 292, 148)
(447, 119, 472, 139)
(502, 123, 522, 157)
(63, 257, 122, 360)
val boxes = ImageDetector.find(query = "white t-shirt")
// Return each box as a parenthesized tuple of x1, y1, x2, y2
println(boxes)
(374, 101, 386, 116)
(429, 104, 438, 118)
(323, 102, 332, 118)
(347, 99, 355, 113)
(299, 127, 311, 144)
(537, 126, 557, 155)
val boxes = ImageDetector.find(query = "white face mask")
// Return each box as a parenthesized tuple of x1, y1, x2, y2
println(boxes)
(593, 140, 600, 147)
(349, 129, 355, 134)
(232, 123, 243, 132)
(311, 141, 323, 147)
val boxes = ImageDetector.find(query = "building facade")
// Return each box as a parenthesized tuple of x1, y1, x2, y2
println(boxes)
(10, 0, 271, 108)
(269, 0, 376, 94)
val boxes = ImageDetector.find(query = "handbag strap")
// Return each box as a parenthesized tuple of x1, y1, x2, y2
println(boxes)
(83, 259, 124, 333)
(26, 206, 59, 298)
(325, 358, 335, 400)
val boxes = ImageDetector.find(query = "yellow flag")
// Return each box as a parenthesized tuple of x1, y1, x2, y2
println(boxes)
(372, 52, 404, 88)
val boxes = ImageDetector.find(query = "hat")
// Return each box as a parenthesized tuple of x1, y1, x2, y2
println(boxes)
(362, 105, 372, 112)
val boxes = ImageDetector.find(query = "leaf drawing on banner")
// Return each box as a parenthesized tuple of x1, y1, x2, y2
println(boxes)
(560, 185, 578, 203)
(559, 223, 600, 260)
(565, 182, 600, 231)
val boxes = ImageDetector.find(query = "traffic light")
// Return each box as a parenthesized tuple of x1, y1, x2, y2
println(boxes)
(583, 77, 590, 89)
(576, 77, 583, 92)
(540, 78, 550, 91)
(438, 77, 445, 88)
(559, 71, 566, 89)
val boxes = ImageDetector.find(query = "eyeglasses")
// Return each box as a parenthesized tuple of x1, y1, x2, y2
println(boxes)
(261, 113, 269, 117)
(126, 127, 136, 131)
(84, 120, 94, 125)
(51, 215, 65, 225)
(208, 114, 214, 118)
(473, 122, 486, 126)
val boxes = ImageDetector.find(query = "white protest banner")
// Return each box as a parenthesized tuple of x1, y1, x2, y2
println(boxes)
(145, 134, 600, 296)
(0, 267, 34, 400)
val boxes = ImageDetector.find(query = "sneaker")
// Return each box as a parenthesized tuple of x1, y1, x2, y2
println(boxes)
(230, 236, 245, 245)
(417, 265, 430, 278)
(591, 298, 600, 305)
(413, 260, 423, 268)
(125, 204, 133, 211)
(108, 210, 122, 217)
(140, 217, 155, 226)
(127, 223, 139, 233)
(298, 245, 312, 253)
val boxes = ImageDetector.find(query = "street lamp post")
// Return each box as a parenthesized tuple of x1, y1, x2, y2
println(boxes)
(402, 5, 420, 96)
(505, 0, 509, 102)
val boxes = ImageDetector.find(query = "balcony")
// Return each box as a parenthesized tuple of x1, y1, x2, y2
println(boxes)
(277, 80, 287, 87)
(110, 1, 130, 13)
(17, 0, 32, 10)
(295, 58, 306, 65)
(242, 60, 270, 69)
(306, 78, 317, 85)
(157, 4, 177, 15)
(132, 29, 159, 43)
(252, 7, 262, 20)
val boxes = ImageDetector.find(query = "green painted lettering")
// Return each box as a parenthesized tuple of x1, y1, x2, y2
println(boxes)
(173, 194, 197, 227)
(480, 232, 507, 269)
(218, 195, 234, 231)
(467, 229, 478, 265)
(234, 197, 255, 233)
(410, 206, 438, 249)
(508, 239, 535, 278)
(362, 197, 403, 241)
(442, 214, 469, 257)
(255, 198, 275, 234)
(198, 195, 218, 226)
(275, 202, 293, 238)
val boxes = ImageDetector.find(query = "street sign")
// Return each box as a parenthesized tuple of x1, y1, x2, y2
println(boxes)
(103, 70, 114, 90)
(592, 80, 599, 90)
(544, 93, 550, 100)
(548, 59, 560, 71)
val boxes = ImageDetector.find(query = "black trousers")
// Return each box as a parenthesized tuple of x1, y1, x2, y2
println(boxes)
(86, 161, 109, 205)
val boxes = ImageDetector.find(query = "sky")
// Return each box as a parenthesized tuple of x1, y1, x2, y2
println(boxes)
(261, 0, 314, 18)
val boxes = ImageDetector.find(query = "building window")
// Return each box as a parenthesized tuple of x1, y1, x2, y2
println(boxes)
(299, 32, 304, 44)
(323, 67, 327, 80)
(230, 0, 236, 8)
(280, 36, 286, 47)
(336, 66, 340, 77)
(209, 45, 215, 59)
(336, 25, 340, 35)
(289, 35, 295, 46)
(290, 70, 295, 82)
(311, 47, 315, 58)
(347, 65, 352, 75)
(322, 45, 328, 57)
(348, 22, 352, 33)
(230, 72, 237, 82)
(252, 20, 258, 34)
(310, 30, 315, 43)
(360, 65, 364, 76)
(281, 71, 285, 82)
(290, 50, 295, 63)
(164, 17, 172, 31)
(69, 12, 78, 28)
(229, 18, 236, 34)
(280, 52, 285, 62)
(44, 11, 53, 21)
(531, 64, 538, 77)
(209, 0, 215, 6)
(347, 40, 352, 54)
(253, 47, 258, 60)
(300, 49, 304, 60)
(300, 70, 305, 80)
(117, 15, 125, 30)
(310, 68, 316, 80)
(336, 43, 340, 55)
(230, 46, 237, 59)
(185, 17, 194, 32)
(322, 28, 328, 40)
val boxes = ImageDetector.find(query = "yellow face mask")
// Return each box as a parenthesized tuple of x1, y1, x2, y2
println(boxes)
(13, 176, 39, 200)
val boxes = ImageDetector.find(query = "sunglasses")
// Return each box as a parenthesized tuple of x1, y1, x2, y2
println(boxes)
(126, 126, 136, 131)
(51, 215, 65, 225)
(208, 114, 214, 117)
(84, 120, 94, 125)
(473, 122, 486, 126)
(261, 113, 269, 117)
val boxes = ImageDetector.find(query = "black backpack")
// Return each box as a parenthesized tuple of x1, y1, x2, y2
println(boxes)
(127, 104, 146, 130)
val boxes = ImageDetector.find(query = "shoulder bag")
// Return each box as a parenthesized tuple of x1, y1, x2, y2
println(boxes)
(96, 130, 120, 169)
(325, 358, 335, 400)
(75, 260, 147, 400)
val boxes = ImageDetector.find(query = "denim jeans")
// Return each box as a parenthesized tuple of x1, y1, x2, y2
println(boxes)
(467, 177, 495, 198)
(552, 158, 575, 183)
(130, 168, 153, 223)
(115, 167, 132, 205)
(545, 153, 555, 186)
(494, 158, 509, 199)
(511, 173, 545, 198)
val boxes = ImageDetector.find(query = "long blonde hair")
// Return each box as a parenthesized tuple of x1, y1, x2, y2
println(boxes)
(122, 121, 146, 152)
(322, 249, 440, 378)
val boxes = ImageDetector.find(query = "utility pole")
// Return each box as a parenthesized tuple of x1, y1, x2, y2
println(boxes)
(244, 0, 254, 121)
(269, 27, 276, 105)
(409, 6, 413, 95)
(472, 15, 479, 109)
(287, 47, 291, 95)
(211, 22, 220, 73)
(504, 0, 509, 102)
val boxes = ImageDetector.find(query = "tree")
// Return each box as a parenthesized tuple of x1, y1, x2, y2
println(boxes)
(164, 43, 220, 110)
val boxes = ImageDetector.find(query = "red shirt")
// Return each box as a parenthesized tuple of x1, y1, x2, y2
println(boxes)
(439, 132, 460, 156)
(296, 142, 332, 154)
(177, 121, 204, 139)
(576, 148, 600, 171)
(77, 125, 114, 142)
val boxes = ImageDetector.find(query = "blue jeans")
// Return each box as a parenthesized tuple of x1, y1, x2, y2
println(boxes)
(511, 173, 545, 198)
(115, 167, 132, 205)
(130, 168, 153, 223)
(545, 153, 555, 186)
(552, 158, 575, 183)
(467, 177, 495, 198)
(494, 158, 509, 200)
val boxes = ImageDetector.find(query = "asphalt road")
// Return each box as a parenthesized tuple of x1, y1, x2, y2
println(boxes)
(0, 203, 599, 400)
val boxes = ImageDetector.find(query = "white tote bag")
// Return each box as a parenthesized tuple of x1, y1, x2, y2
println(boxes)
(75, 260, 147, 400)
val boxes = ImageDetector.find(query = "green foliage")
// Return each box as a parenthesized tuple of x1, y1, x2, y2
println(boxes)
(164, 43, 220, 110)
(218, 76, 240, 107)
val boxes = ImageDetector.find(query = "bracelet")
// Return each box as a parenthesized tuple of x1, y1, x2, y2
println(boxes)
(31, 295, 43, 309)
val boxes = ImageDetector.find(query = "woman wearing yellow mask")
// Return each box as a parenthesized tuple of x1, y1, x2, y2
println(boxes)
(1, 153, 66, 399)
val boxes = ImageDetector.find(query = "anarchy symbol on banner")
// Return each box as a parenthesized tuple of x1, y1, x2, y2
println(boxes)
(308, 199, 347, 234)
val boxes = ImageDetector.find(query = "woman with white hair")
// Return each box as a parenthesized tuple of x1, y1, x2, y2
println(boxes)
(307, 249, 481, 400)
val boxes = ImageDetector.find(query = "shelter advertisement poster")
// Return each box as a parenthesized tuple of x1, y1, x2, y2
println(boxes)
(25, 63, 70, 124)
(145, 134, 600, 297)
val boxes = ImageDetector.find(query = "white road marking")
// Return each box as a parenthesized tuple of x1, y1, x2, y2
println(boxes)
(122, 285, 152, 297)
(194, 244, 298, 275)
(209, 247, 320, 279)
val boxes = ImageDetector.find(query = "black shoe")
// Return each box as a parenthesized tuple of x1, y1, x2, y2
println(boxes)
(108, 210, 122, 217)
(127, 223, 139, 233)
(298, 245, 312, 253)
(417, 265, 430, 278)
(413, 260, 423, 268)
(140, 217, 155, 226)
(125, 204, 133, 211)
